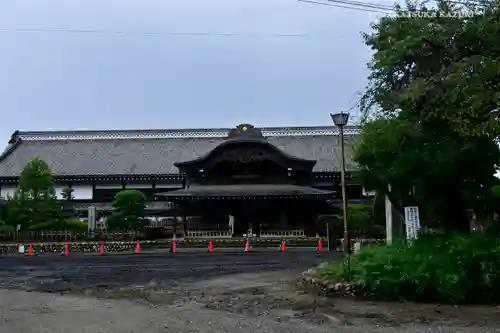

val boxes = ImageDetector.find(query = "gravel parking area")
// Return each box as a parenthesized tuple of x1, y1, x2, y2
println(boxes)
(0, 251, 498, 332)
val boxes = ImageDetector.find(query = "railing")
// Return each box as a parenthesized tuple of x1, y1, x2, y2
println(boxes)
(259, 229, 305, 238)
(1, 228, 311, 242)
(147, 220, 168, 228)
(184, 229, 306, 239)
(185, 229, 232, 238)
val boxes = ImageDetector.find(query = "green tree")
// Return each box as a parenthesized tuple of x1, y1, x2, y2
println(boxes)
(27, 187, 78, 231)
(0, 220, 12, 232)
(361, 1, 500, 138)
(3, 189, 31, 230)
(0, 198, 4, 222)
(108, 190, 147, 231)
(59, 187, 76, 221)
(356, 2, 500, 231)
(355, 118, 500, 230)
(0, 199, 12, 232)
(19, 157, 55, 198)
(334, 204, 382, 238)
(10, 158, 61, 229)
(29, 188, 61, 228)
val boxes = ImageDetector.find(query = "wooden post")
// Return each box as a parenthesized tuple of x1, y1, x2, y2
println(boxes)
(385, 194, 393, 245)
(326, 222, 330, 252)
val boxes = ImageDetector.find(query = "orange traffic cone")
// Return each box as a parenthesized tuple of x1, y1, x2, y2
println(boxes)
(244, 239, 252, 252)
(98, 241, 105, 255)
(316, 238, 323, 253)
(135, 240, 141, 254)
(208, 240, 215, 252)
(280, 240, 286, 252)
(28, 243, 34, 257)
(64, 241, 69, 256)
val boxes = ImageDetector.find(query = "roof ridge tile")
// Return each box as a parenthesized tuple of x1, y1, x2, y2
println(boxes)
(13, 125, 360, 141)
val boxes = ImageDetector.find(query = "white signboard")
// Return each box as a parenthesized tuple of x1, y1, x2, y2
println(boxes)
(229, 215, 234, 235)
(87, 206, 96, 231)
(404, 206, 421, 240)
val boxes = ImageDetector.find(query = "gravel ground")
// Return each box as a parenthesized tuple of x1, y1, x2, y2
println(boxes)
(0, 251, 499, 332)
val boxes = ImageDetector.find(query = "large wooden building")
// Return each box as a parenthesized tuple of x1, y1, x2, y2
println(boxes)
(0, 123, 369, 237)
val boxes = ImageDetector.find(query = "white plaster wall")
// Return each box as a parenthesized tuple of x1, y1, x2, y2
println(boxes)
(125, 183, 152, 189)
(1, 184, 92, 200)
(95, 183, 122, 189)
(72, 185, 93, 200)
(362, 188, 376, 197)
(54, 186, 65, 199)
(156, 184, 184, 189)
(0, 185, 17, 199)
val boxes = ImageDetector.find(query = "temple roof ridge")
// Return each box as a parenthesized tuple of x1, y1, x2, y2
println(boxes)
(10, 125, 361, 142)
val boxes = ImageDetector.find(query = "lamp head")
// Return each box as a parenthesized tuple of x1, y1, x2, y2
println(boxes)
(330, 112, 350, 127)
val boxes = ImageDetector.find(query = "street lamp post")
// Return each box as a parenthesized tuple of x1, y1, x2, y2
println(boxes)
(330, 112, 351, 276)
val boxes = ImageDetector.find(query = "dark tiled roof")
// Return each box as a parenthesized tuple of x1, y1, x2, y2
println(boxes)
(156, 184, 334, 197)
(0, 126, 360, 177)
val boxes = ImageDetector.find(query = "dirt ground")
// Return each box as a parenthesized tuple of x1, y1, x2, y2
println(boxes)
(0, 252, 499, 332)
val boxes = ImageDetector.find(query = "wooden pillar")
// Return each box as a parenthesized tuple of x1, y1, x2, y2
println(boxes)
(280, 212, 286, 229)
(152, 179, 156, 202)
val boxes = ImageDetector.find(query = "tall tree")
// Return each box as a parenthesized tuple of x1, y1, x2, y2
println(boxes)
(19, 157, 55, 198)
(15, 158, 60, 228)
(361, 1, 500, 138)
(355, 1, 500, 231)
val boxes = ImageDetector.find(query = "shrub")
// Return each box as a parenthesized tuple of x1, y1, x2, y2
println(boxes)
(320, 233, 500, 304)
(0, 221, 14, 232)
(63, 220, 89, 231)
(30, 220, 88, 231)
(108, 190, 147, 231)
(316, 260, 350, 281)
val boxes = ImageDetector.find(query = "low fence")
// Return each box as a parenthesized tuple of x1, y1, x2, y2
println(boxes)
(185, 229, 232, 238)
(259, 229, 305, 238)
(0, 229, 382, 245)
(184, 229, 307, 239)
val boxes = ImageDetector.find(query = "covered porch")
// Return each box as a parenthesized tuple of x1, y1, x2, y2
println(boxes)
(156, 184, 335, 238)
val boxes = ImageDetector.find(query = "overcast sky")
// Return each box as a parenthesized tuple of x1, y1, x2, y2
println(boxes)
(0, 0, 385, 145)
